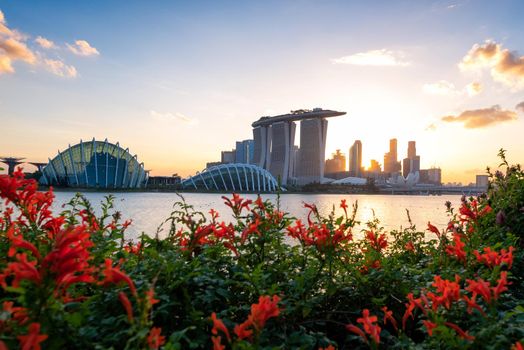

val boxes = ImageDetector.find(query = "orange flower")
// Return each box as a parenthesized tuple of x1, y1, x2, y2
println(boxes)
(444, 322, 475, 341)
(100, 259, 137, 296)
(346, 323, 367, 343)
(118, 292, 134, 323)
(319, 345, 336, 350)
(356, 309, 381, 344)
(381, 306, 398, 332)
(249, 295, 281, 331)
(427, 222, 441, 238)
(466, 278, 492, 304)
(445, 234, 467, 263)
(422, 320, 437, 336)
(211, 336, 225, 350)
(234, 319, 253, 340)
(211, 312, 231, 342)
(17, 323, 48, 350)
(147, 327, 165, 350)
(474, 246, 514, 269)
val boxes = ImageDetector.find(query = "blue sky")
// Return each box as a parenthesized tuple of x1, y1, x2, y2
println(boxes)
(1, 0, 524, 182)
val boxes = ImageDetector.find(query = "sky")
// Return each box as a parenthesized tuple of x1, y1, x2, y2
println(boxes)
(1, 0, 524, 183)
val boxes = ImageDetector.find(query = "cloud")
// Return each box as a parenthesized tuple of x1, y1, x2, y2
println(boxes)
(35, 36, 55, 49)
(43, 59, 77, 78)
(422, 80, 483, 97)
(67, 40, 99, 56)
(332, 49, 410, 66)
(465, 81, 483, 96)
(425, 123, 437, 131)
(516, 101, 524, 113)
(441, 105, 517, 128)
(150, 110, 198, 125)
(460, 40, 524, 90)
(0, 11, 36, 74)
(423, 80, 458, 95)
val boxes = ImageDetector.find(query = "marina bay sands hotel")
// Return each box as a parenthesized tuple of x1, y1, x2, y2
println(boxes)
(252, 108, 346, 185)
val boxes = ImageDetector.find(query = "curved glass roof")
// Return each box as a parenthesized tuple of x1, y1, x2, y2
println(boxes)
(181, 163, 281, 192)
(40, 138, 147, 188)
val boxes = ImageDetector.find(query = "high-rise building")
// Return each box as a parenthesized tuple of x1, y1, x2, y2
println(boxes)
(476, 175, 489, 188)
(252, 109, 346, 185)
(325, 149, 346, 174)
(408, 141, 416, 158)
(296, 118, 329, 182)
(383, 139, 401, 174)
(235, 140, 254, 164)
(368, 159, 381, 173)
(349, 140, 362, 176)
(221, 150, 235, 164)
(402, 141, 420, 178)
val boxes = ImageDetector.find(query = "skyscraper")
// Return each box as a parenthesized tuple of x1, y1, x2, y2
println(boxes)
(252, 109, 346, 185)
(325, 149, 346, 174)
(349, 140, 362, 176)
(235, 140, 255, 164)
(402, 141, 420, 178)
(384, 138, 401, 174)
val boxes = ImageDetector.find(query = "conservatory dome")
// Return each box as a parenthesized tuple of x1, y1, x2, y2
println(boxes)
(40, 138, 147, 188)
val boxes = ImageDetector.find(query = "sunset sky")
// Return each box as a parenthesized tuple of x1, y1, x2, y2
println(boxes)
(1, 0, 523, 183)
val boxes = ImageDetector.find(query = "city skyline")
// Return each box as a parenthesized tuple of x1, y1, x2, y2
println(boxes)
(1, 1, 524, 183)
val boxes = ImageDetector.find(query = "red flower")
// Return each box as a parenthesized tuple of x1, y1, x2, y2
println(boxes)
(356, 309, 381, 344)
(346, 323, 367, 343)
(234, 320, 253, 340)
(473, 246, 514, 269)
(17, 323, 48, 350)
(1, 253, 42, 288)
(100, 259, 137, 296)
(211, 312, 231, 342)
(405, 241, 415, 252)
(249, 295, 281, 331)
(222, 193, 252, 215)
(427, 222, 441, 238)
(241, 217, 261, 243)
(365, 231, 387, 252)
(512, 341, 523, 350)
(381, 306, 398, 332)
(211, 336, 225, 350)
(423, 320, 437, 336)
(6, 226, 41, 259)
(3, 301, 29, 325)
(466, 278, 492, 304)
(492, 271, 510, 300)
(462, 294, 485, 315)
(118, 292, 134, 323)
(445, 234, 467, 263)
(428, 275, 461, 310)
(340, 199, 348, 217)
(444, 322, 475, 341)
(319, 346, 336, 350)
(145, 288, 160, 307)
(147, 327, 165, 350)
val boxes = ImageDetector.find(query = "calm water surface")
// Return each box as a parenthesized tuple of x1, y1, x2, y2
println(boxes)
(51, 192, 461, 240)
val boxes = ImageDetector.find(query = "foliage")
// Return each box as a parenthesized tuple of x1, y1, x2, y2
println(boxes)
(0, 152, 523, 349)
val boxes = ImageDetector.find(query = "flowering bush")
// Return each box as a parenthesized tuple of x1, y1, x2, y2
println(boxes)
(0, 150, 523, 349)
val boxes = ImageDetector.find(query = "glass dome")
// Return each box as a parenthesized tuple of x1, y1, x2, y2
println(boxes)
(40, 138, 147, 188)
(181, 163, 281, 192)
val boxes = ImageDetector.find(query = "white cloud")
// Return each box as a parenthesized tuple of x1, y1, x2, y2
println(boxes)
(0, 11, 36, 74)
(150, 110, 198, 125)
(67, 40, 99, 56)
(465, 81, 483, 96)
(460, 40, 524, 90)
(423, 80, 458, 95)
(441, 105, 518, 128)
(422, 80, 483, 97)
(331, 49, 410, 66)
(35, 36, 55, 49)
(43, 59, 77, 78)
